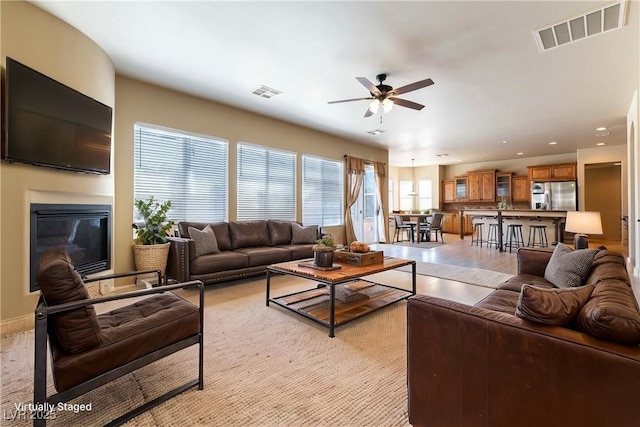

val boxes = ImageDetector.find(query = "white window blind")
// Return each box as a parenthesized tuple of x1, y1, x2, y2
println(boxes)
(399, 180, 413, 211)
(418, 179, 433, 210)
(237, 143, 296, 221)
(134, 124, 228, 223)
(302, 155, 343, 226)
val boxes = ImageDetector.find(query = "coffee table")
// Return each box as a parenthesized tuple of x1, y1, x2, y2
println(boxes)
(266, 256, 416, 337)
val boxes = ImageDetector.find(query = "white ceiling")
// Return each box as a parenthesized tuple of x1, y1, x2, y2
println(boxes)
(32, 0, 639, 167)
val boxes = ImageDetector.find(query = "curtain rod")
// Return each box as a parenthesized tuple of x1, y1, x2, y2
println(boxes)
(343, 155, 386, 165)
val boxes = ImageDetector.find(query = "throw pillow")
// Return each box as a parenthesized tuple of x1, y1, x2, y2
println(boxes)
(291, 223, 318, 244)
(515, 284, 595, 326)
(188, 225, 220, 257)
(543, 243, 598, 288)
(575, 280, 640, 344)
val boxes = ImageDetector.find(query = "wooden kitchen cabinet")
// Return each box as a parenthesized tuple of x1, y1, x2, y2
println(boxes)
(512, 175, 529, 202)
(442, 212, 473, 235)
(496, 173, 512, 199)
(442, 180, 455, 203)
(455, 176, 468, 201)
(467, 170, 496, 202)
(551, 163, 576, 180)
(528, 163, 576, 182)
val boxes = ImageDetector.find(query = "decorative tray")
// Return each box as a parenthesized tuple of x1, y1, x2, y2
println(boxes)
(297, 261, 342, 271)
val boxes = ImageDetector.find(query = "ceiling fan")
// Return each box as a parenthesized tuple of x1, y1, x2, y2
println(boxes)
(328, 73, 434, 117)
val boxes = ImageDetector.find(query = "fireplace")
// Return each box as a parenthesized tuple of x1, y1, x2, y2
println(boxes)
(30, 203, 112, 292)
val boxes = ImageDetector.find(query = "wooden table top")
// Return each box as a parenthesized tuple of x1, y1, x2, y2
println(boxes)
(268, 256, 415, 284)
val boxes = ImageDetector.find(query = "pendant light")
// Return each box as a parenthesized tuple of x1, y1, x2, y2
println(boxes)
(408, 158, 418, 196)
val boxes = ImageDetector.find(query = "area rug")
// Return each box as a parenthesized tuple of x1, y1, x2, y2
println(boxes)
(398, 262, 513, 289)
(0, 275, 412, 427)
(392, 241, 444, 249)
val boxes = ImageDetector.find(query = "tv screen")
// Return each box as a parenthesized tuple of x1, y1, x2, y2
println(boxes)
(2, 57, 112, 174)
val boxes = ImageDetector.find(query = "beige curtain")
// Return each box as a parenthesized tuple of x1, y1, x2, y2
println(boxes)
(373, 161, 388, 243)
(344, 156, 365, 244)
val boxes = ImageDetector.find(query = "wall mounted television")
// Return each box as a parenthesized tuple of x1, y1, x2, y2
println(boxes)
(2, 57, 113, 174)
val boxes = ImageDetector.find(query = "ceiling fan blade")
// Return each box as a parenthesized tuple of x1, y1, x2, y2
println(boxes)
(393, 78, 434, 95)
(356, 77, 381, 95)
(327, 97, 373, 104)
(364, 108, 374, 118)
(390, 97, 425, 110)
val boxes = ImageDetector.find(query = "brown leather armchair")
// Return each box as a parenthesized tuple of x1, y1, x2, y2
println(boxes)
(33, 248, 204, 426)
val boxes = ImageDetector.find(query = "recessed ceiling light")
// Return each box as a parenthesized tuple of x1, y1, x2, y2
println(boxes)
(614, 162, 622, 166)
(500, 140, 508, 144)
(549, 141, 557, 145)
(435, 153, 450, 157)
(456, 159, 462, 162)
(597, 142, 606, 146)
(366, 129, 385, 135)
(516, 152, 524, 156)
(595, 131, 610, 137)
(596, 127, 607, 131)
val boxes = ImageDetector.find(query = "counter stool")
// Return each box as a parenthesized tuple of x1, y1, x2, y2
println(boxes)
(504, 223, 525, 253)
(471, 222, 485, 247)
(486, 223, 500, 249)
(528, 224, 549, 248)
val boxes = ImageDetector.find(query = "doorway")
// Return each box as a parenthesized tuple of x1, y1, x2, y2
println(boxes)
(584, 162, 623, 243)
(350, 165, 380, 243)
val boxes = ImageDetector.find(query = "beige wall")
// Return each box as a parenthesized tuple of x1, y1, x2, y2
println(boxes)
(114, 76, 388, 274)
(0, 0, 115, 330)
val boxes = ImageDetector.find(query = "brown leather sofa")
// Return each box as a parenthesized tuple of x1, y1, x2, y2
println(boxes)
(166, 219, 319, 285)
(407, 247, 640, 427)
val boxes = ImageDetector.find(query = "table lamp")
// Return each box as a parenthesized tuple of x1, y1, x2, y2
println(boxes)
(564, 211, 603, 249)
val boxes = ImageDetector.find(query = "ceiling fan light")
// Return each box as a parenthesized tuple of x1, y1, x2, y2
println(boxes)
(369, 99, 380, 114)
(382, 98, 394, 113)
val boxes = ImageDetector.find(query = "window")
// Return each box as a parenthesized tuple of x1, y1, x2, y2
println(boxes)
(134, 124, 228, 223)
(364, 167, 377, 219)
(302, 155, 343, 226)
(237, 143, 296, 220)
(399, 180, 413, 211)
(418, 179, 433, 210)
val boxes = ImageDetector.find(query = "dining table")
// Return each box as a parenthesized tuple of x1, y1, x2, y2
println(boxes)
(402, 214, 433, 243)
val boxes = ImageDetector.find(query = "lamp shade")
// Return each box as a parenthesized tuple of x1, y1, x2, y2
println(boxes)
(565, 211, 603, 235)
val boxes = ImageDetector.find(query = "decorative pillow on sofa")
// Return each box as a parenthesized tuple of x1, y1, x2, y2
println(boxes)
(543, 243, 599, 288)
(575, 279, 640, 344)
(515, 284, 595, 326)
(291, 223, 318, 244)
(188, 225, 220, 257)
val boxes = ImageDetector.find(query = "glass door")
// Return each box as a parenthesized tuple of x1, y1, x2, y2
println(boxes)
(350, 165, 380, 243)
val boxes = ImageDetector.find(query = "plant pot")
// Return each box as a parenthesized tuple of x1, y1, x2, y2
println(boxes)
(133, 242, 171, 275)
(314, 250, 334, 268)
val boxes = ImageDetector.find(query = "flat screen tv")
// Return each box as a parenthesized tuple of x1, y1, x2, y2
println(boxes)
(2, 57, 112, 174)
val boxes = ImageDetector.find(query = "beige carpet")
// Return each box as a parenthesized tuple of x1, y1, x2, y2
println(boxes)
(0, 265, 505, 426)
(398, 261, 513, 289)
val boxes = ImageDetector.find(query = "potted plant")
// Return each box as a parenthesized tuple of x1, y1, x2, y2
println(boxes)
(132, 197, 175, 275)
(312, 237, 336, 268)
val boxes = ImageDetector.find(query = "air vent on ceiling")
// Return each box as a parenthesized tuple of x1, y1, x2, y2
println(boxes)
(366, 129, 385, 135)
(252, 85, 282, 99)
(533, 0, 627, 52)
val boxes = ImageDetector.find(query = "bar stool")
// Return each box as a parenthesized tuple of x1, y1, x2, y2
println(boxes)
(486, 223, 500, 249)
(471, 220, 485, 247)
(528, 224, 549, 248)
(504, 223, 525, 253)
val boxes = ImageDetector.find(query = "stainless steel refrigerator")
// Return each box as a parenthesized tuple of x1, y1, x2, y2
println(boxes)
(531, 181, 577, 211)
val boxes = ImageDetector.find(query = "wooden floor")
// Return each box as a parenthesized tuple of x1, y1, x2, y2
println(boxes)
(371, 233, 630, 275)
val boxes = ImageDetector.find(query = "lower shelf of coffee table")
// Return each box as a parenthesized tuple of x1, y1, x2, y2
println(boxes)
(270, 282, 412, 326)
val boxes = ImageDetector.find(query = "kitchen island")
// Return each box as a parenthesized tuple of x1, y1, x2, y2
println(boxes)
(459, 208, 568, 252)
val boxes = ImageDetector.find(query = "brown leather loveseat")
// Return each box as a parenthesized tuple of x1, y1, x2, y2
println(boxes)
(407, 246, 640, 427)
(166, 219, 319, 285)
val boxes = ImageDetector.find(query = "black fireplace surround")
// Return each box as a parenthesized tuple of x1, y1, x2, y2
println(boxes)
(30, 203, 111, 292)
